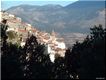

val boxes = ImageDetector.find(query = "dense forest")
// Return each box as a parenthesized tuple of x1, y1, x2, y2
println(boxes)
(1, 19, 105, 79)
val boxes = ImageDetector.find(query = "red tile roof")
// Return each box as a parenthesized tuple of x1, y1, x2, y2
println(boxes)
(18, 29, 28, 33)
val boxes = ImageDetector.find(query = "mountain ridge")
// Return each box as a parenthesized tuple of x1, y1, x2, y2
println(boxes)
(5, 1, 105, 46)
(6, 1, 105, 33)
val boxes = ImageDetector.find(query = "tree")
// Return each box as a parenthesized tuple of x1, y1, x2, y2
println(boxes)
(1, 43, 24, 79)
(22, 35, 52, 79)
(76, 24, 105, 79)
(1, 19, 24, 79)
(65, 45, 80, 79)
(0, 19, 8, 46)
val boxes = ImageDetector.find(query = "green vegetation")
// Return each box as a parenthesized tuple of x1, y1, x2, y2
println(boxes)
(7, 31, 18, 40)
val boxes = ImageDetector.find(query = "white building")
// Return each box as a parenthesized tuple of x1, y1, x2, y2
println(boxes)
(49, 53, 55, 63)
(46, 35, 66, 62)
(16, 17, 22, 22)
(6, 27, 15, 31)
(21, 42, 25, 47)
(9, 14, 15, 17)
(27, 23, 31, 27)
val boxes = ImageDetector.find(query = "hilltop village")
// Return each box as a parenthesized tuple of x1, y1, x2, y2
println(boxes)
(0, 11, 66, 62)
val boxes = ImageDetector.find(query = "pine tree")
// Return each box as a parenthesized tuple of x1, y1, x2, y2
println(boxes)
(23, 35, 52, 79)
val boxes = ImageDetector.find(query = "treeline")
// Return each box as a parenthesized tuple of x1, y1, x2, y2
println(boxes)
(1, 19, 105, 79)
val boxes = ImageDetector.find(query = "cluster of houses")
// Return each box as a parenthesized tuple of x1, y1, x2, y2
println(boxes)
(0, 11, 66, 62)
(35, 30, 66, 62)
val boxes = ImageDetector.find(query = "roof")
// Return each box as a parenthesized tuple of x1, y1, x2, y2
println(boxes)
(18, 29, 28, 33)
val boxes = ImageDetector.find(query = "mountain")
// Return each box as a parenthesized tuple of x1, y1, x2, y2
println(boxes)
(7, 4, 62, 11)
(6, 1, 105, 33)
(65, 1, 105, 8)
(6, 1, 105, 46)
(63, 1, 105, 32)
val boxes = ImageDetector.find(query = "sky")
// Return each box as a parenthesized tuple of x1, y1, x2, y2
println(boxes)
(1, 0, 78, 10)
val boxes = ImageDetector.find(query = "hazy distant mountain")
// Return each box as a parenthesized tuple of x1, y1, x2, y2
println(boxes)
(6, 1, 105, 46)
(7, 4, 63, 11)
(65, 1, 105, 8)
(7, 1, 105, 33)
